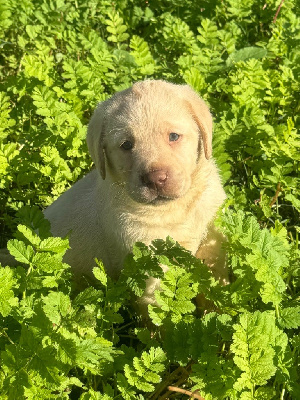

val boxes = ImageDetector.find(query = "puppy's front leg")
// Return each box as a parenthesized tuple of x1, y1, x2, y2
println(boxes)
(195, 223, 228, 285)
(194, 223, 228, 312)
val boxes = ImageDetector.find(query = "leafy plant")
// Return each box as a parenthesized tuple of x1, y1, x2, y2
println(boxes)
(0, 0, 299, 398)
(1, 207, 299, 398)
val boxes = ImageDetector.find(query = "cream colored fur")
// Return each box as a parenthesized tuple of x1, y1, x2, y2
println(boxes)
(43, 80, 226, 303)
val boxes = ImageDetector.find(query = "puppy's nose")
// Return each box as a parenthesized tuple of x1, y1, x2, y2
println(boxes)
(141, 170, 168, 189)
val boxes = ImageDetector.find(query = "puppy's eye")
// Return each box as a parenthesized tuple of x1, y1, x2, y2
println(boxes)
(169, 132, 180, 142)
(120, 140, 133, 150)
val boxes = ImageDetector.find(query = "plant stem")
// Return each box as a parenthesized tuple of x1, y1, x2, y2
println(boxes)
(280, 384, 286, 400)
(270, 182, 281, 208)
(167, 386, 205, 400)
(275, 304, 280, 319)
(273, 0, 285, 24)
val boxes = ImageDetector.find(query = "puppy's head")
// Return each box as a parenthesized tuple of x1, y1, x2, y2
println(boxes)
(87, 80, 213, 204)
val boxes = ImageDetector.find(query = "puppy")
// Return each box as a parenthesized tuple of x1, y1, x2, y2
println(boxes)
(44, 80, 227, 303)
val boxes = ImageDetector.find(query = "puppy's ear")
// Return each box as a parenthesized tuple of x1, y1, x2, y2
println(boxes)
(182, 85, 213, 160)
(86, 102, 106, 180)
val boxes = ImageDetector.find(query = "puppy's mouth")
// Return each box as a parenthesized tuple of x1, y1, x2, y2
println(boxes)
(150, 195, 174, 204)
(127, 170, 189, 204)
(130, 186, 181, 204)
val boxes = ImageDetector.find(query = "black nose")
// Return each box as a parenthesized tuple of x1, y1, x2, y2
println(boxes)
(141, 170, 168, 190)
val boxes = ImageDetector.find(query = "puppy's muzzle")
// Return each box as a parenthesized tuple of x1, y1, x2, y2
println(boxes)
(136, 167, 184, 203)
(141, 169, 168, 191)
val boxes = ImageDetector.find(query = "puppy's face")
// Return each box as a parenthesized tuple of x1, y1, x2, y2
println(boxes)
(87, 81, 212, 204)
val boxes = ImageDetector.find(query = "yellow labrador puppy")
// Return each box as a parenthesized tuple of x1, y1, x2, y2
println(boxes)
(44, 80, 227, 303)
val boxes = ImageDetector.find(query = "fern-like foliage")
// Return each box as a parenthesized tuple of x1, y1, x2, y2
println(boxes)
(0, 0, 299, 398)
(123, 347, 166, 393)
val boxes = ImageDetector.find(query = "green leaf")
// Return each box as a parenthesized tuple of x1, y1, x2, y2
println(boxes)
(79, 388, 113, 400)
(16, 206, 51, 239)
(17, 224, 41, 247)
(74, 287, 103, 307)
(39, 236, 69, 253)
(226, 47, 268, 67)
(76, 337, 115, 374)
(285, 193, 300, 212)
(255, 387, 276, 399)
(117, 373, 137, 400)
(0, 266, 18, 316)
(42, 292, 72, 325)
(231, 311, 278, 392)
(31, 252, 66, 272)
(31, 86, 56, 117)
(7, 239, 34, 265)
(0, 92, 16, 140)
(124, 347, 166, 393)
(278, 307, 300, 329)
(93, 260, 108, 287)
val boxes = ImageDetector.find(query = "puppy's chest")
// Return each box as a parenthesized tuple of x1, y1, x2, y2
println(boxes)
(116, 207, 206, 255)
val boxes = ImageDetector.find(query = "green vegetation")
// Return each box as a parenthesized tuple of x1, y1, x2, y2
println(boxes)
(0, 0, 299, 398)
